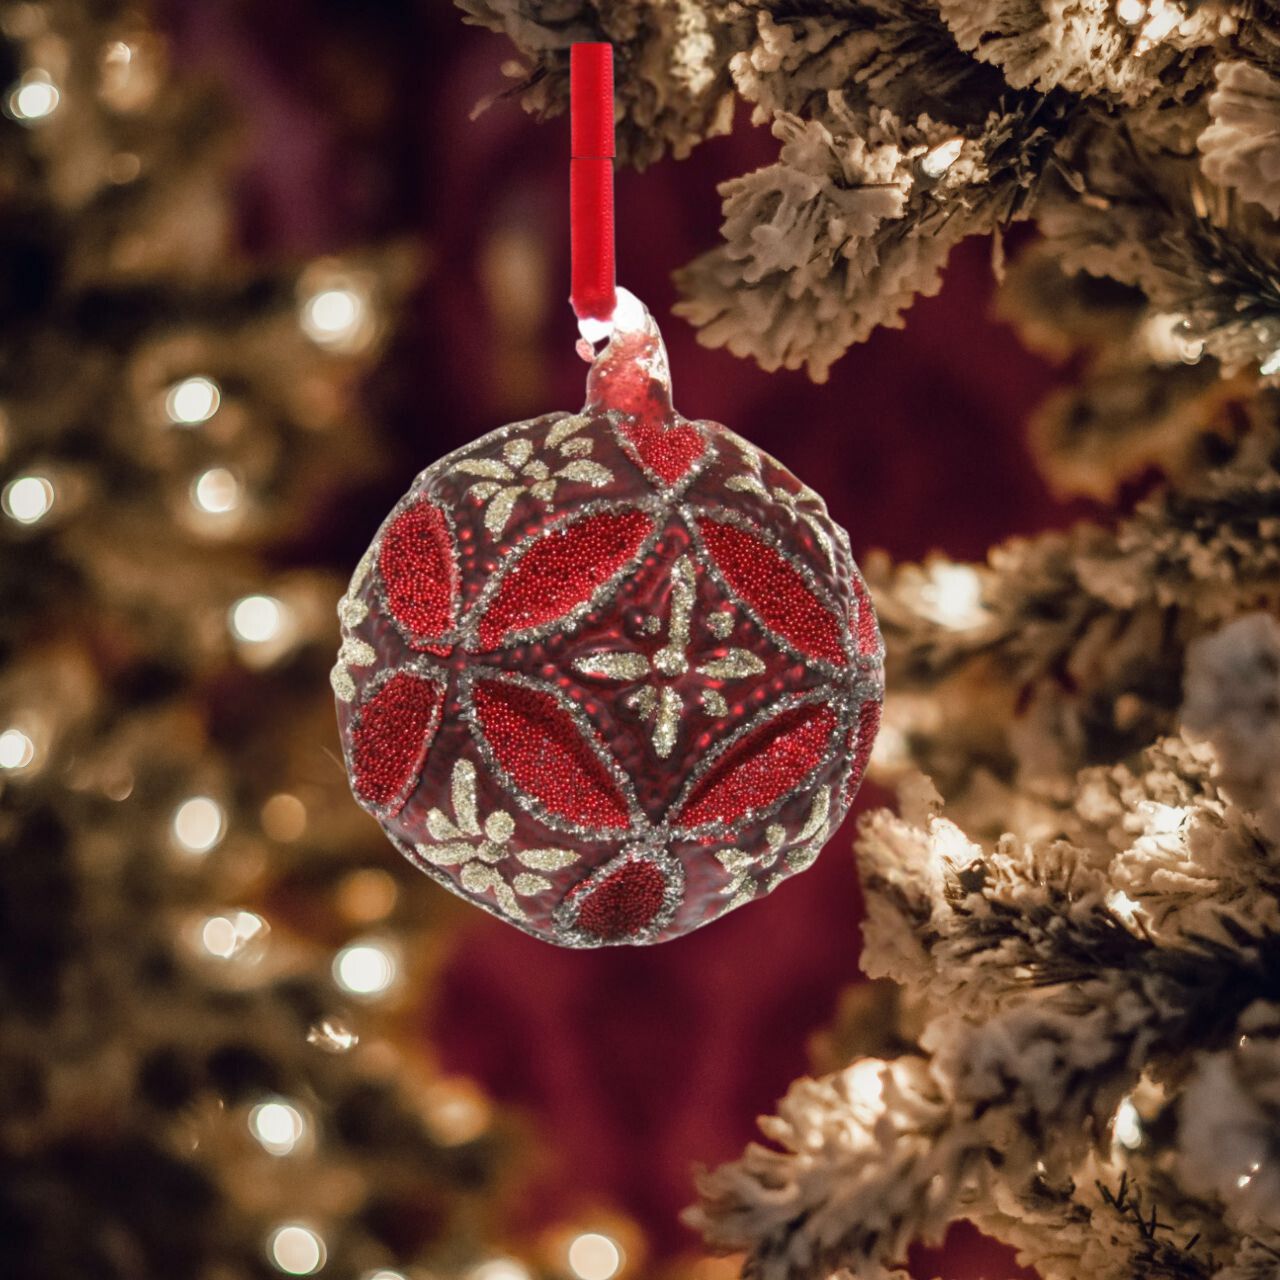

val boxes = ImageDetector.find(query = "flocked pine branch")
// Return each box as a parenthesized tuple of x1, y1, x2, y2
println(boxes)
(863, 396, 1280, 826)
(690, 624, 1280, 1278)
(457, 5, 1280, 1278)
(465, 0, 1280, 382)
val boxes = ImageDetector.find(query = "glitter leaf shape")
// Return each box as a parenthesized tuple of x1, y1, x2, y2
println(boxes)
(697, 517, 846, 665)
(350, 671, 445, 813)
(476, 508, 655, 649)
(674, 701, 839, 829)
(378, 500, 459, 651)
(471, 677, 633, 831)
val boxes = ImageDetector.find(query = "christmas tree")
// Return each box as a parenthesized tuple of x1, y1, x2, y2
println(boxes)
(462, 2, 1280, 1278)
(0, 4, 533, 1277)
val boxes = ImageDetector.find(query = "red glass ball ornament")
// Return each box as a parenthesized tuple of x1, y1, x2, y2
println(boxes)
(333, 300, 883, 947)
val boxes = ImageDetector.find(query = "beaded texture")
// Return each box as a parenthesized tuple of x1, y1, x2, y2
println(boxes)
(334, 302, 883, 947)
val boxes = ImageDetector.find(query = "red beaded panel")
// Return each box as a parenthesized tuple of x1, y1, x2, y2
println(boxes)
(852, 574, 879, 657)
(571, 858, 667, 939)
(697, 518, 847, 666)
(617, 417, 705, 485)
(351, 672, 444, 812)
(845, 699, 882, 804)
(675, 702, 839, 829)
(472, 678, 632, 830)
(335, 300, 883, 946)
(379, 501, 458, 652)
(477, 509, 654, 649)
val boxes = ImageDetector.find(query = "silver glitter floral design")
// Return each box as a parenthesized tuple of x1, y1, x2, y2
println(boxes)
(726, 453, 838, 569)
(715, 786, 832, 911)
(452, 418, 612, 536)
(330, 547, 375, 702)
(414, 759, 579, 919)
(572, 554, 766, 757)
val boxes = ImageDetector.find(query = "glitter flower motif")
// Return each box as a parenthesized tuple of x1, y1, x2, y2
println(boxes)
(330, 547, 375, 702)
(572, 555, 766, 758)
(414, 759, 579, 919)
(726, 451, 837, 568)
(452, 420, 612, 537)
(715, 787, 831, 911)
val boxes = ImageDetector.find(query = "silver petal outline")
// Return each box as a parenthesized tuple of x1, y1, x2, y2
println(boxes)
(459, 667, 646, 841)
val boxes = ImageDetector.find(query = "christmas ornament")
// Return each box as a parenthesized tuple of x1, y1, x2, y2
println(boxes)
(332, 45, 883, 946)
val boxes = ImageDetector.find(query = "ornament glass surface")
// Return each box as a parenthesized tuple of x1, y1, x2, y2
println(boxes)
(333, 297, 883, 946)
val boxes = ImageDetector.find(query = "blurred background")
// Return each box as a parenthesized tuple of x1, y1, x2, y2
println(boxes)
(0, 1, 1070, 1276)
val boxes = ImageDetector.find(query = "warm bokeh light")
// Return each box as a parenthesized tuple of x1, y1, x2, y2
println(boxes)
(191, 467, 242, 514)
(200, 910, 268, 960)
(230, 594, 285, 643)
(165, 375, 221, 425)
(468, 1260, 530, 1280)
(423, 1077, 491, 1147)
(1142, 312, 1205, 365)
(262, 792, 308, 842)
(1113, 1096, 1143, 1150)
(919, 563, 987, 630)
(920, 137, 962, 178)
(3, 474, 55, 524)
(336, 868, 398, 924)
(172, 795, 226, 854)
(332, 939, 398, 998)
(1107, 889, 1140, 923)
(267, 1224, 327, 1276)
(301, 284, 369, 352)
(567, 1232, 623, 1280)
(306, 1015, 359, 1054)
(250, 1098, 308, 1156)
(0, 727, 35, 771)
(7, 70, 59, 123)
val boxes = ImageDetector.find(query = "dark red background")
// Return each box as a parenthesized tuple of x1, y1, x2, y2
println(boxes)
(171, 4, 1061, 1273)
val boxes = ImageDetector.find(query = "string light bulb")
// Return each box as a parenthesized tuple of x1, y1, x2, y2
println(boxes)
(3, 474, 55, 525)
(171, 795, 225, 854)
(1112, 1096, 1143, 1149)
(1107, 889, 1140, 924)
(468, 1260, 530, 1280)
(1118, 0, 1185, 52)
(1142, 312, 1204, 365)
(299, 267, 374, 354)
(1138, 800, 1187, 837)
(230, 595, 284, 643)
(1260, 350, 1280, 378)
(332, 938, 398, 999)
(267, 1224, 327, 1276)
(0, 727, 36, 770)
(567, 1233, 624, 1280)
(920, 137, 963, 179)
(918, 563, 987, 629)
(165, 375, 221, 425)
(199, 910, 268, 960)
(6, 70, 59, 124)
(249, 1097, 308, 1155)
(191, 467, 242, 515)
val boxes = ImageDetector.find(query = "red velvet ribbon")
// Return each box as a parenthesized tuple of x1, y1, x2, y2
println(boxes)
(570, 43, 617, 323)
